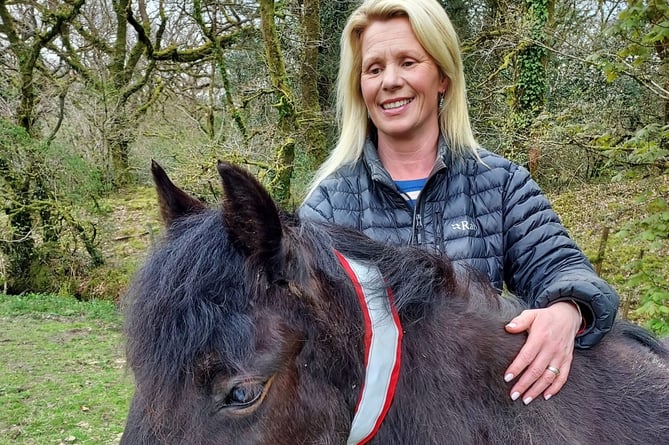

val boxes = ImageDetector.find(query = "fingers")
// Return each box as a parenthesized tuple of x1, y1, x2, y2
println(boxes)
(504, 310, 534, 334)
(513, 352, 572, 404)
(506, 342, 560, 405)
(503, 310, 539, 385)
(504, 306, 578, 405)
(543, 362, 570, 400)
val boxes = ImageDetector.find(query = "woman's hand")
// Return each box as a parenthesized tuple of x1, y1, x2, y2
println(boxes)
(503, 301, 581, 404)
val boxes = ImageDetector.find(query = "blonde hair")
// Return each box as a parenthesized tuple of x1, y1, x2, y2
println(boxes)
(307, 0, 479, 195)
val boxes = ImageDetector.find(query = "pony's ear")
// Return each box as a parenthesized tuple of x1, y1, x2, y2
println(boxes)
(216, 161, 285, 276)
(151, 160, 207, 226)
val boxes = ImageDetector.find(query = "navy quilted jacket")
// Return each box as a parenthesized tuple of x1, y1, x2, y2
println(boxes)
(299, 137, 619, 348)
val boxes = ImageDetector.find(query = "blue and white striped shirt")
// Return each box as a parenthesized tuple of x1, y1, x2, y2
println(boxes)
(394, 178, 427, 208)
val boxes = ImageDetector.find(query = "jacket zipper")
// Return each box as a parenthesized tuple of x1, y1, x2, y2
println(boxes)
(412, 208, 424, 246)
(415, 212, 423, 245)
(410, 173, 440, 247)
(434, 207, 443, 250)
(370, 143, 448, 247)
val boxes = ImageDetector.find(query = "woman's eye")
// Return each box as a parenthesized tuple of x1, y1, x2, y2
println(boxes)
(224, 382, 265, 408)
(365, 64, 382, 75)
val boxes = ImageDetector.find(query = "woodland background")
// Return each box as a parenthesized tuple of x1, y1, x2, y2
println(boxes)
(0, 0, 668, 333)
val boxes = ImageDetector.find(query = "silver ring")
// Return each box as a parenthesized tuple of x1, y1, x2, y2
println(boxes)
(547, 365, 560, 376)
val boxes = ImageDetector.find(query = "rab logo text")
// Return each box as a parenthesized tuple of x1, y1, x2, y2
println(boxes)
(451, 220, 477, 232)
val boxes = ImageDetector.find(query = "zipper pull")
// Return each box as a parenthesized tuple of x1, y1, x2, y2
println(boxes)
(414, 213, 423, 244)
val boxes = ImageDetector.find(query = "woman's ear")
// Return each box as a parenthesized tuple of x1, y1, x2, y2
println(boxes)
(439, 77, 449, 94)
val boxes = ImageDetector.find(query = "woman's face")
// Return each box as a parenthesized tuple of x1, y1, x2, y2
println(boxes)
(360, 17, 448, 143)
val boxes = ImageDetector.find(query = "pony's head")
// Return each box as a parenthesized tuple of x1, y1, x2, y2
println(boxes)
(123, 162, 361, 444)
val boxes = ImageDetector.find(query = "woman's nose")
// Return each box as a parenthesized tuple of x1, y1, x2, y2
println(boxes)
(382, 64, 403, 90)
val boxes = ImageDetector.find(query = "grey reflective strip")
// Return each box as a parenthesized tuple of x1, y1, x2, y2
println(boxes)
(343, 256, 402, 445)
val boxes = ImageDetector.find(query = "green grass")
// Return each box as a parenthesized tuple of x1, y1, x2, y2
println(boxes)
(0, 294, 133, 445)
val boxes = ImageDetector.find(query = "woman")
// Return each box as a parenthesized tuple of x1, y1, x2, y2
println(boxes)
(299, 0, 618, 405)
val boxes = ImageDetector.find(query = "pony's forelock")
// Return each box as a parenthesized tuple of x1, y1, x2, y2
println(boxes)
(124, 210, 256, 413)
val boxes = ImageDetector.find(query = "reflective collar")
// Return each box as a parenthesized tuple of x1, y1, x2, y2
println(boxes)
(334, 251, 403, 445)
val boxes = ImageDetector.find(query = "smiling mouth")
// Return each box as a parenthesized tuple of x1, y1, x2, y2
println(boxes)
(382, 98, 412, 110)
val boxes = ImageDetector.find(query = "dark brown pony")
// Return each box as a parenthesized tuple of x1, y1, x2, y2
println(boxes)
(121, 161, 669, 445)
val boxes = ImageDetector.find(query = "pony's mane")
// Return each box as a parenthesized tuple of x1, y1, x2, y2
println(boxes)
(296, 219, 523, 323)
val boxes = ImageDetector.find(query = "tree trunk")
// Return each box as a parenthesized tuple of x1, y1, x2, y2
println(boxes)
(300, 0, 328, 171)
(0, 0, 84, 291)
(650, 4, 669, 128)
(258, 0, 298, 207)
(513, 0, 552, 121)
(105, 109, 134, 187)
(3, 181, 36, 293)
(507, 0, 553, 168)
(107, 0, 133, 184)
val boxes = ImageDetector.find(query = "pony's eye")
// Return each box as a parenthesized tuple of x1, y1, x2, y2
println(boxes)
(212, 377, 275, 415)
(225, 382, 264, 408)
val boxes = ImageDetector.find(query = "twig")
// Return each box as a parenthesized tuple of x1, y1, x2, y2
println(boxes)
(0, 254, 7, 295)
(113, 232, 150, 242)
(594, 226, 610, 276)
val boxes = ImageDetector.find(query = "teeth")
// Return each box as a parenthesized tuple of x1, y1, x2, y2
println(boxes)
(382, 99, 411, 110)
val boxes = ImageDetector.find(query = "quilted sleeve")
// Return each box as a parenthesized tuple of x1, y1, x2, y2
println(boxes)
(501, 164, 619, 348)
